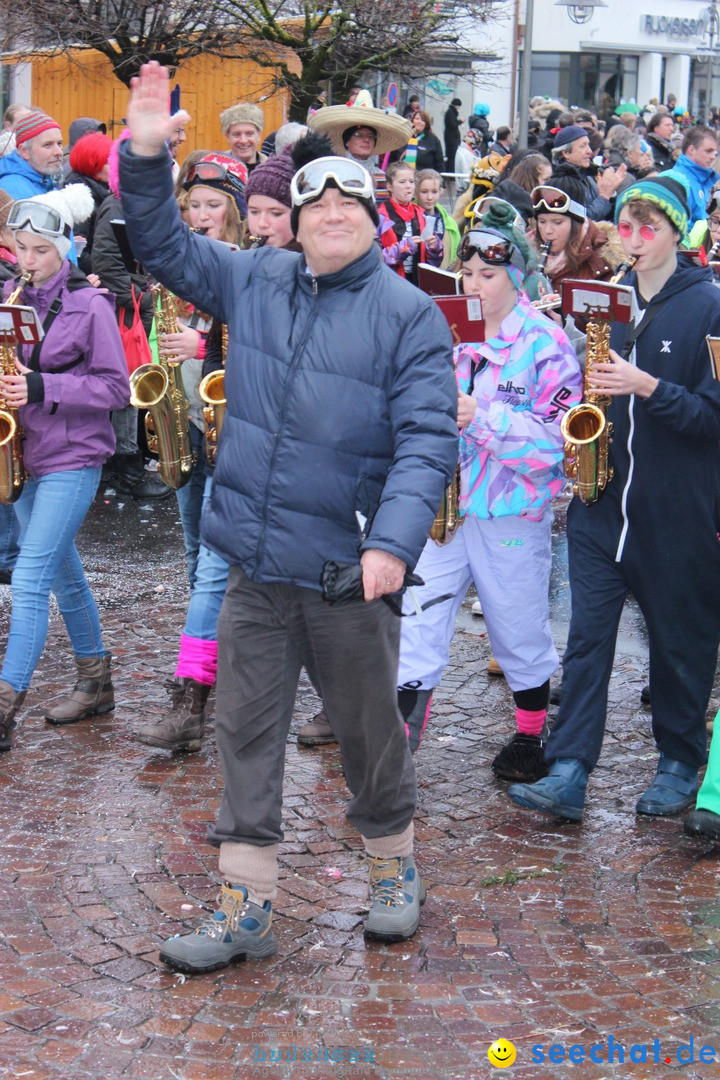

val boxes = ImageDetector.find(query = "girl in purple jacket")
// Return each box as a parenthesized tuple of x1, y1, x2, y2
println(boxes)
(0, 185, 130, 751)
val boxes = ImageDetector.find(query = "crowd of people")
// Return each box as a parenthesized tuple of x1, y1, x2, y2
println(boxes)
(0, 70, 719, 977)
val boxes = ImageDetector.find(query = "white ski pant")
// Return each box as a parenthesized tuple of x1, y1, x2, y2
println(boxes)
(398, 511, 558, 694)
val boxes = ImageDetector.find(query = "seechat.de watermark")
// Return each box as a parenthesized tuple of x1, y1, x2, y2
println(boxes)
(530, 1036, 717, 1066)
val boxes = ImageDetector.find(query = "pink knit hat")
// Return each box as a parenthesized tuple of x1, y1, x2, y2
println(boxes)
(15, 110, 61, 146)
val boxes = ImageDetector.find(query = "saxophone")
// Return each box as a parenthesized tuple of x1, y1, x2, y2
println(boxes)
(0, 273, 33, 505)
(430, 467, 462, 545)
(198, 325, 227, 467)
(560, 258, 636, 505)
(129, 284, 193, 489)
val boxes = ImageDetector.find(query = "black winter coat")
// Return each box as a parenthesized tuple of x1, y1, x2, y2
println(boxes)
(581, 259, 720, 567)
(646, 132, 674, 172)
(65, 171, 109, 275)
(118, 144, 458, 590)
(91, 193, 154, 333)
(414, 132, 444, 173)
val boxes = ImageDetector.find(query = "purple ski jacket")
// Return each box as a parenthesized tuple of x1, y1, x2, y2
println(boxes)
(3, 262, 130, 477)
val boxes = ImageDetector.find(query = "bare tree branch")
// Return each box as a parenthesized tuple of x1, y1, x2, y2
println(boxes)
(0, 0, 501, 115)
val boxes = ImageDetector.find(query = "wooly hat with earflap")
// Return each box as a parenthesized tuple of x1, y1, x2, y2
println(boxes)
(289, 131, 379, 235)
(8, 184, 94, 259)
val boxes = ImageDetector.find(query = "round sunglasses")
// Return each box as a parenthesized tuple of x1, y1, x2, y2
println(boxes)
(617, 220, 669, 242)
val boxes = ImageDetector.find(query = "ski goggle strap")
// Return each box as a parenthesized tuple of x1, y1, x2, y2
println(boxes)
(7, 200, 71, 238)
(531, 185, 586, 220)
(291, 156, 374, 206)
(457, 228, 526, 272)
(467, 195, 525, 230)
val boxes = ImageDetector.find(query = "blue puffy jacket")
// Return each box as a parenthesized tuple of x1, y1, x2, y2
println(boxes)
(118, 144, 458, 589)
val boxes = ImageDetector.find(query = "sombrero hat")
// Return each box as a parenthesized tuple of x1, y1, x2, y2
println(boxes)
(307, 90, 412, 157)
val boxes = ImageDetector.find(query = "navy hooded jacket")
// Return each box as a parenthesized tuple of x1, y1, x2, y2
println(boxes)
(118, 144, 458, 590)
(575, 258, 720, 565)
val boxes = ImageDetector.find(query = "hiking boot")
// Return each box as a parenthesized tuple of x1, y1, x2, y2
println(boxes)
(641, 684, 650, 705)
(549, 683, 562, 706)
(636, 754, 698, 817)
(0, 681, 24, 752)
(45, 653, 114, 725)
(492, 733, 548, 782)
(363, 854, 426, 943)
(684, 809, 720, 842)
(297, 709, 336, 747)
(159, 883, 277, 975)
(135, 677, 210, 752)
(508, 758, 588, 822)
(397, 687, 432, 753)
(487, 656, 504, 677)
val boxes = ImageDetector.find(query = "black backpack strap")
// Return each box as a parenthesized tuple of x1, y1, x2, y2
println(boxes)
(26, 269, 93, 372)
(27, 297, 64, 373)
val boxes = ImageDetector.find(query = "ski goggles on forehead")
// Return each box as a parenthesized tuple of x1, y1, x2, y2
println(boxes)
(457, 229, 526, 272)
(467, 195, 525, 230)
(7, 200, 71, 238)
(531, 185, 586, 219)
(185, 159, 247, 192)
(291, 157, 373, 206)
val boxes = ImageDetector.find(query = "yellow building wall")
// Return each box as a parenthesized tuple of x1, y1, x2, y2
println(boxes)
(6, 48, 290, 162)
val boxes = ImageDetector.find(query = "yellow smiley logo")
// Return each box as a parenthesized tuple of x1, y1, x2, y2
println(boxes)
(488, 1038, 517, 1068)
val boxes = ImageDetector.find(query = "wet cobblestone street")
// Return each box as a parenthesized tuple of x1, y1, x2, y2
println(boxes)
(1, 493, 719, 1079)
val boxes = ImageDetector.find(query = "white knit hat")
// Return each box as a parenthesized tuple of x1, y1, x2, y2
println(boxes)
(8, 184, 94, 258)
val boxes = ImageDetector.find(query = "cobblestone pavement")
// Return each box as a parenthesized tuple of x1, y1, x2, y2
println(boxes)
(1, 494, 719, 1080)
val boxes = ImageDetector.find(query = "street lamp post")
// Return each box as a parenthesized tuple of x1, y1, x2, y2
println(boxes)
(517, 0, 535, 149)
(703, 1, 720, 120)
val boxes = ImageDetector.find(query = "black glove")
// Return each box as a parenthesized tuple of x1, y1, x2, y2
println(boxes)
(320, 560, 424, 614)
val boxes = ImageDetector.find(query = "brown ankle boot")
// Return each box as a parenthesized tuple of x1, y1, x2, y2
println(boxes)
(44, 653, 114, 725)
(135, 677, 210, 752)
(0, 680, 23, 752)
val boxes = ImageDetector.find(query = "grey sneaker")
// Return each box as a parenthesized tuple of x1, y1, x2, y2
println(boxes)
(159, 883, 277, 974)
(363, 854, 426, 942)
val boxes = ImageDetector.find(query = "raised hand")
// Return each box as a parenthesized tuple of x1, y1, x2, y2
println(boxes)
(127, 61, 191, 157)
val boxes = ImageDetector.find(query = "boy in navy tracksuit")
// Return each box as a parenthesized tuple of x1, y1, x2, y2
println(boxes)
(509, 175, 720, 822)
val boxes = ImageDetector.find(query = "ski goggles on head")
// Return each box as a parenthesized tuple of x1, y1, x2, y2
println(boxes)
(466, 195, 525, 231)
(290, 156, 373, 206)
(7, 200, 71, 239)
(457, 228, 526, 272)
(184, 156, 248, 193)
(707, 189, 720, 217)
(531, 185, 586, 220)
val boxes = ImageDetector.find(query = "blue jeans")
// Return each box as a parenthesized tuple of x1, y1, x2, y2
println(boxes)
(1, 468, 105, 692)
(0, 503, 19, 571)
(111, 405, 139, 456)
(183, 475, 229, 639)
(175, 424, 206, 588)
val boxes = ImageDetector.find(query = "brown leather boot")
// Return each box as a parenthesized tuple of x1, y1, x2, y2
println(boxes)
(0, 680, 24, 752)
(296, 709, 336, 747)
(135, 677, 210, 752)
(44, 653, 114, 725)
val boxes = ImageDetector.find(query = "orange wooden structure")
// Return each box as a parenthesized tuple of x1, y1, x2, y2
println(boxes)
(4, 48, 290, 161)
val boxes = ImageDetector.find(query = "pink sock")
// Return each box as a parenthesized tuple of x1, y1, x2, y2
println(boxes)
(175, 633, 217, 685)
(516, 707, 547, 736)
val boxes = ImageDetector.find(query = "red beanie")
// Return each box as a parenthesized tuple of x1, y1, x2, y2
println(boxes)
(15, 110, 61, 146)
